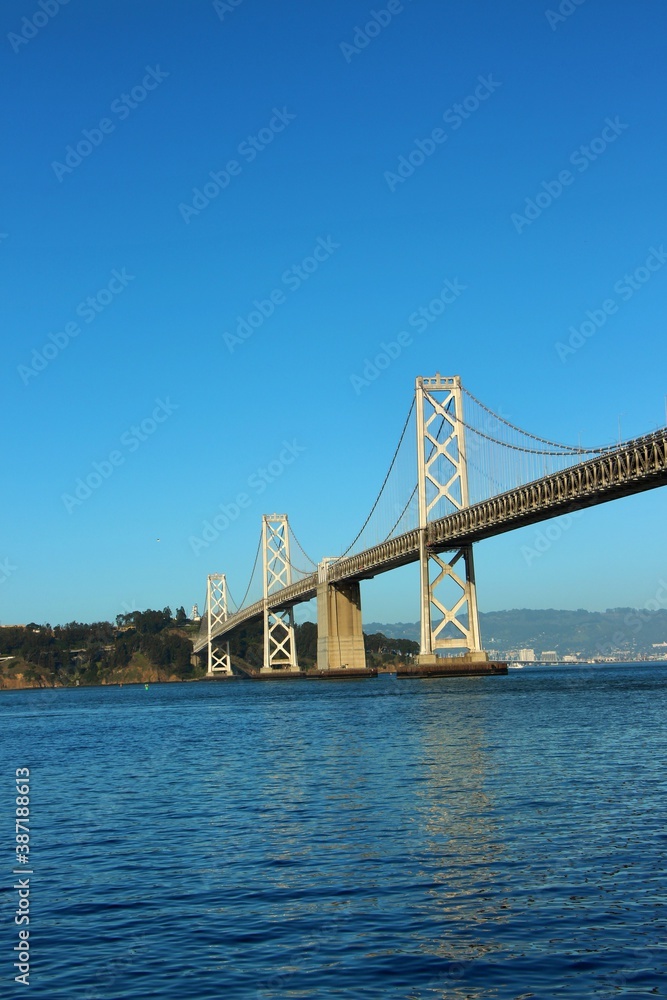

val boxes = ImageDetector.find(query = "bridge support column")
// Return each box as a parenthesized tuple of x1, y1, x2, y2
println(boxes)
(262, 514, 298, 672)
(316, 569, 366, 671)
(206, 574, 232, 674)
(416, 374, 486, 663)
(418, 544, 486, 663)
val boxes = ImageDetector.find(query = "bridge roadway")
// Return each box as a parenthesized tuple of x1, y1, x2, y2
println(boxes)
(193, 427, 667, 653)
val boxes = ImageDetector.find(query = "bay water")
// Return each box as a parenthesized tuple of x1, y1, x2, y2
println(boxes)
(1, 663, 666, 998)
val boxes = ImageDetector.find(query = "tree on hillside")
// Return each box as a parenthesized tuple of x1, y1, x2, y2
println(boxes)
(295, 622, 317, 666)
(116, 608, 173, 634)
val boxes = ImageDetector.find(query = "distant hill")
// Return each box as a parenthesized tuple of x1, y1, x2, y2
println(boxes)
(3, 606, 665, 690)
(365, 608, 667, 658)
(365, 621, 421, 642)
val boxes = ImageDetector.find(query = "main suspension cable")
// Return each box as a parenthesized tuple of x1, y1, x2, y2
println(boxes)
(226, 584, 239, 613)
(459, 416, 614, 457)
(462, 386, 616, 454)
(289, 525, 317, 569)
(380, 404, 453, 542)
(385, 482, 418, 539)
(337, 397, 415, 559)
(237, 531, 263, 609)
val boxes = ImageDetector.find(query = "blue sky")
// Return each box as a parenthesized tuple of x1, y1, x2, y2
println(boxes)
(1, 0, 666, 626)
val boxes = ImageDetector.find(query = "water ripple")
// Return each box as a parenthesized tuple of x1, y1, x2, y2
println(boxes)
(1, 664, 666, 997)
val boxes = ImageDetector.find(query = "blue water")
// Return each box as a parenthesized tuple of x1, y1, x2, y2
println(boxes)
(1, 664, 666, 999)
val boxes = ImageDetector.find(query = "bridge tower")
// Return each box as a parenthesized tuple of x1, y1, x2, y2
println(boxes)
(262, 514, 298, 671)
(416, 375, 485, 663)
(206, 573, 232, 674)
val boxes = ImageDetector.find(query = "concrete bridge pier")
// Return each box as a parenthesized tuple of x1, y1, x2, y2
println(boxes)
(316, 576, 366, 671)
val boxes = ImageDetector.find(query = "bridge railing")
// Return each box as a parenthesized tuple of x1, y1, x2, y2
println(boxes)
(429, 427, 667, 548)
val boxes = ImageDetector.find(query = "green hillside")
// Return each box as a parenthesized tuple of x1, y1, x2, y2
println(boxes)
(365, 607, 667, 658)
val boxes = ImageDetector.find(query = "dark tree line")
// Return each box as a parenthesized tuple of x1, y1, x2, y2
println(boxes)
(364, 633, 418, 658)
(1, 610, 421, 686)
(225, 621, 417, 670)
(0, 607, 195, 685)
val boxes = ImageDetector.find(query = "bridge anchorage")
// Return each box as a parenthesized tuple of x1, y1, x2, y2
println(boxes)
(194, 372, 667, 678)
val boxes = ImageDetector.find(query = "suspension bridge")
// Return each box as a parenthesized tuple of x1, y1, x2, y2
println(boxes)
(192, 375, 667, 676)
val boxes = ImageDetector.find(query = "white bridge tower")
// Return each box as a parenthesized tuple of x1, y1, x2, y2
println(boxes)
(206, 573, 232, 674)
(416, 375, 485, 662)
(262, 514, 298, 671)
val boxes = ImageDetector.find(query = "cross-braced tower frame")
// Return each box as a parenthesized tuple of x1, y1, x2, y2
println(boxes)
(206, 573, 232, 674)
(262, 514, 298, 671)
(416, 375, 484, 659)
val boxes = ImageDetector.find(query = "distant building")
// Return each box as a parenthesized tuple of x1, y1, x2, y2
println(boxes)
(519, 648, 535, 661)
(191, 604, 201, 622)
(541, 651, 558, 662)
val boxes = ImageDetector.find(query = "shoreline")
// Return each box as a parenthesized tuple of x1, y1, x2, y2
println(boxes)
(6, 659, 667, 692)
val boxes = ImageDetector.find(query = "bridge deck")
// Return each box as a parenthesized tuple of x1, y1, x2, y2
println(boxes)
(193, 428, 667, 652)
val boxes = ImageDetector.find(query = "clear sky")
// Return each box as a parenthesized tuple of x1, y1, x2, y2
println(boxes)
(2, 0, 666, 627)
